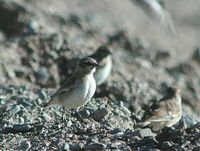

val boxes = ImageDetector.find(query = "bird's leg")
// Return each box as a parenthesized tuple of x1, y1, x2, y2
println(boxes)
(76, 109, 84, 121)
(75, 108, 85, 123)
(61, 106, 67, 122)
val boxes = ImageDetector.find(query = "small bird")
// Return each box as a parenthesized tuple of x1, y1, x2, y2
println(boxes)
(47, 57, 99, 112)
(140, 87, 182, 131)
(90, 45, 112, 86)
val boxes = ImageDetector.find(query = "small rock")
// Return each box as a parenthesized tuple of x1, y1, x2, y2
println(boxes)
(136, 137, 158, 150)
(156, 127, 184, 143)
(6, 87, 15, 93)
(17, 140, 31, 150)
(92, 108, 108, 121)
(37, 90, 47, 101)
(86, 135, 98, 144)
(36, 98, 43, 105)
(110, 128, 122, 134)
(35, 67, 50, 82)
(10, 105, 21, 115)
(19, 117, 25, 123)
(161, 141, 173, 150)
(66, 14, 83, 29)
(17, 98, 33, 107)
(181, 113, 198, 128)
(14, 69, 26, 78)
(27, 18, 39, 34)
(63, 143, 70, 150)
(79, 109, 91, 118)
(66, 120, 73, 127)
(136, 128, 154, 138)
(84, 143, 105, 150)
(193, 146, 200, 151)
(186, 122, 200, 133)
(192, 47, 200, 64)
(181, 140, 190, 148)
(0, 95, 6, 105)
(125, 128, 154, 139)
(154, 49, 170, 61)
(70, 143, 83, 151)
(135, 57, 152, 69)
(112, 131, 124, 139)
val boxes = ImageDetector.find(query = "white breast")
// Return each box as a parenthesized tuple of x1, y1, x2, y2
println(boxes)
(85, 74, 96, 102)
(62, 79, 89, 109)
(94, 56, 112, 85)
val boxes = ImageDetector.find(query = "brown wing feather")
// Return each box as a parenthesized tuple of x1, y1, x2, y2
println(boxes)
(142, 101, 169, 122)
(48, 74, 77, 105)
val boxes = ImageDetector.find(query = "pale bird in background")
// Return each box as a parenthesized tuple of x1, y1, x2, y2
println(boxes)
(90, 45, 112, 86)
(47, 57, 99, 112)
(132, 0, 175, 34)
(140, 87, 182, 131)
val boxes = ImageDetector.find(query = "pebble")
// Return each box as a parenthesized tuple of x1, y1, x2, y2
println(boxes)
(17, 98, 33, 107)
(10, 105, 21, 115)
(161, 141, 173, 150)
(182, 113, 198, 128)
(66, 120, 73, 127)
(70, 143, 83, 151)
(92, 108, 108, 121)
(154, 49, 170, 61)
(124, 128, 154, 139)
(79, 109, 91, 118)
(35, 67, 50, 81)
(135, 57, 152, 69)
(0, 96, 6, 104)
(193, 146, 200, 151)
(192, 47, 200, 64)
(37, 90, 47, 101)
(84, 143, 106, 150)
(17, 140, 31, 150)
(63, 143, 70, 150)
(112, 132, 124, 139)
(136, 128, 154, 138)
(110, 128, 122, 134)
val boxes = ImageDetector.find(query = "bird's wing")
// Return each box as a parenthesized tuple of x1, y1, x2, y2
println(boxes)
(142, 101, 172, 122)
(50, 76, 77, 99)
(90, 53, 101, 63)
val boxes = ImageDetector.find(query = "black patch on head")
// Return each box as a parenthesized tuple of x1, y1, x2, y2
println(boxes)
(97, 45, 111, 54)
(166, 87, 176, 95)
(78, 57, 97, 67)
(90, 45, 111, 62)
(163, 87, 177, 99)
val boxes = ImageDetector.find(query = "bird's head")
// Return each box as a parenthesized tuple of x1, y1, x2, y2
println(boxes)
(77, 57, 99, 74)
(96, 45, 111, 59)
(166, 87, 181, 102)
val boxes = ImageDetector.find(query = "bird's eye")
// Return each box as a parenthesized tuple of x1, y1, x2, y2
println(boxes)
(85, 62, 92, 66)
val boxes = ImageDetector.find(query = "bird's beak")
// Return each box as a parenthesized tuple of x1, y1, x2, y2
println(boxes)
(93, 63, 99, 67)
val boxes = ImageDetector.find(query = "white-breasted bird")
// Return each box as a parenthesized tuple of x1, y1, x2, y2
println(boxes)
(47, 57, 99, 111)
(90, 46, 112, 86)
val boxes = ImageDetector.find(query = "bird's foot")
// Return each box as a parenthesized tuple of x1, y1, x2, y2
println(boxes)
(61, 107, 69, 123)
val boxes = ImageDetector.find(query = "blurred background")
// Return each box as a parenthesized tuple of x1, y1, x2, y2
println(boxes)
(0, 0, 200, 117)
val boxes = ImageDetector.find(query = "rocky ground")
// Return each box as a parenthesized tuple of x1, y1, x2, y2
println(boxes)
(0, 0, 200, 150)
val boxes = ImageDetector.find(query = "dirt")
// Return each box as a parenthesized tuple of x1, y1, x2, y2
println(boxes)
(0, 0, 200, 150)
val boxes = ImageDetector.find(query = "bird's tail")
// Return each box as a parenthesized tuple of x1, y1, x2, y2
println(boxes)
(43, 98, 54, 107)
